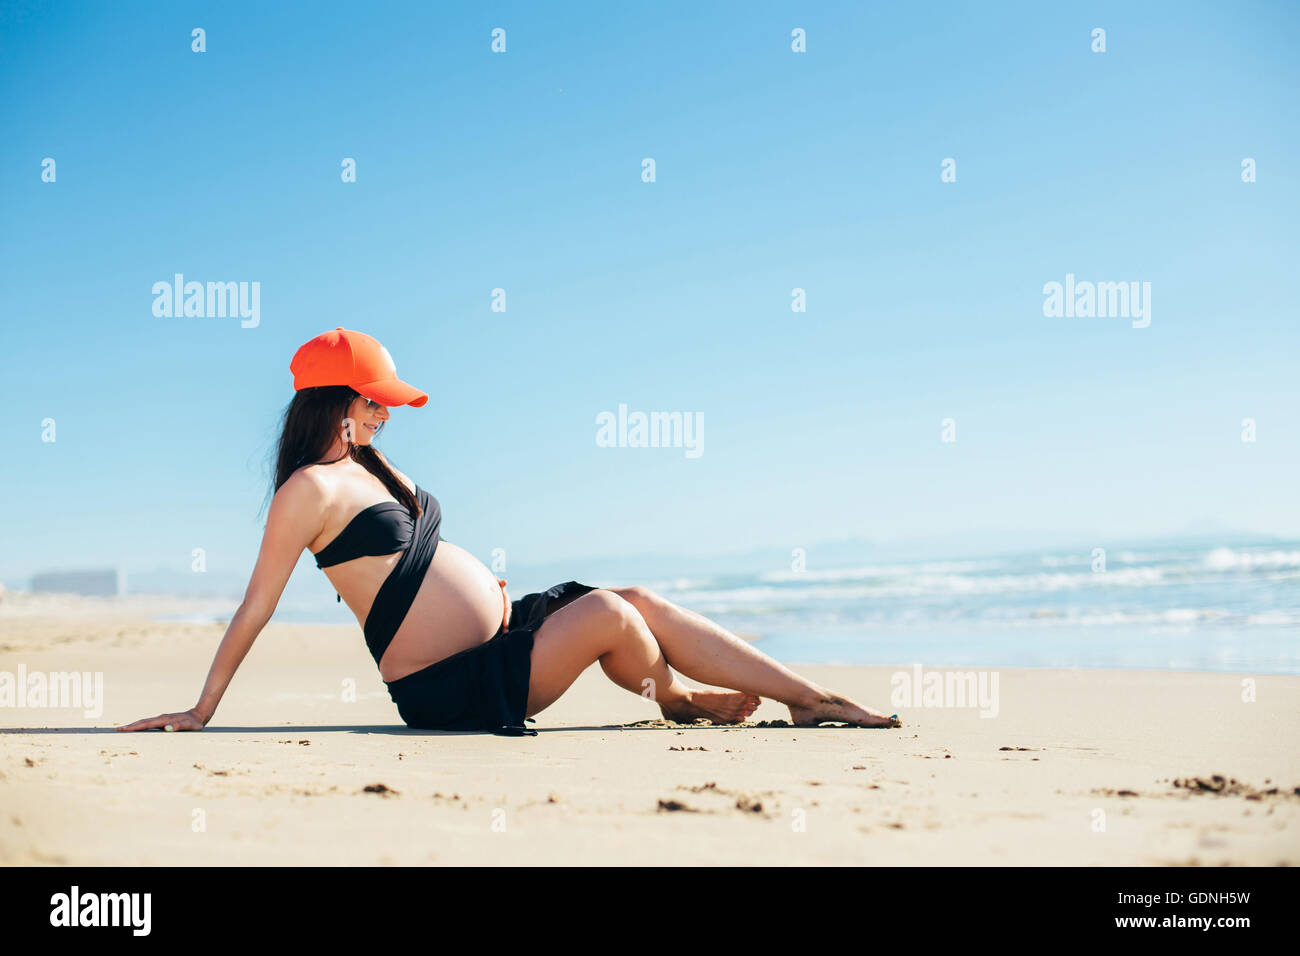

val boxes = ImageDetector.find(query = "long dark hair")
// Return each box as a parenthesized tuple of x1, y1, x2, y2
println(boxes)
(260, 385, 419, 525)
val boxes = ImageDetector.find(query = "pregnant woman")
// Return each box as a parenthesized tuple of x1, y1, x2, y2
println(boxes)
(118, 328, 900, 736)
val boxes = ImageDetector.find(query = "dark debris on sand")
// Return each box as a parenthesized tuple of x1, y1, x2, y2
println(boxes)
(1091, 776, 1300, 802)
(672, 781, 774, 817)
(1171, 775, 1300, 800)
(657, 799, 698, 812)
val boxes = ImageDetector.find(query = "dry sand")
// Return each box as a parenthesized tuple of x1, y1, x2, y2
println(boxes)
(1, 593, 1296, 866)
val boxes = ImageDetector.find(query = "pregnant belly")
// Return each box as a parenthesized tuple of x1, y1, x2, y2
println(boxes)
(379, 541, 504, 682)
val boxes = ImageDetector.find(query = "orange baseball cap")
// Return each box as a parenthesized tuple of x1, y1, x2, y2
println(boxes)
(290, 327, 428, 408)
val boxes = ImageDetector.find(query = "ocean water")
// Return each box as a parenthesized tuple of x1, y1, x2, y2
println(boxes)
(643, 544, 1300, 674)
(150, 542, 1300, 674)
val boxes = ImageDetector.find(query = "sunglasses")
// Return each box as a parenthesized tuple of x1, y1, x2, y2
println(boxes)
(355, 394, 386, 412)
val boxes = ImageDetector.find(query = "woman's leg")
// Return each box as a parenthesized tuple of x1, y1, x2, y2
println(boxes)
(526, 589, 760, 723)
(606, 586, 898, 728)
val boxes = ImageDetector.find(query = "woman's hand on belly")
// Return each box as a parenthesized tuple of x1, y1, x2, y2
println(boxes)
(498, 579, 511, 631)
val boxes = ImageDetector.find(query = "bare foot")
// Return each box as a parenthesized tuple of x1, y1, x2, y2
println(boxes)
(789, 690, 900, 728)
(660, 689, 761, 725)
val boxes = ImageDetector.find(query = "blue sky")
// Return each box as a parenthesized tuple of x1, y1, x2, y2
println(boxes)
(2, 0, 1298, 597)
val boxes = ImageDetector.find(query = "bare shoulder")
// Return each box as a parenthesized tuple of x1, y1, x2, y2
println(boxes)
(274, 466, 332, 515)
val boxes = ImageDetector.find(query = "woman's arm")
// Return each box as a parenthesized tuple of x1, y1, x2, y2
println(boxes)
(117, 473, 327, 731)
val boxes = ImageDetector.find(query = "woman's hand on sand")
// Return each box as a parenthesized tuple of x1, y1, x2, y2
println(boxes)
(116, 708, 206, 733)
(498, 578, 511, 631)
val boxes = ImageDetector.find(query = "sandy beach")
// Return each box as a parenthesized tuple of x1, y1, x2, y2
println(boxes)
(1, 593, 1296, 866)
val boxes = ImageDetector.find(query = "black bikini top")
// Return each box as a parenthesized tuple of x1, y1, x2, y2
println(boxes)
(313, 494, 421, 568)
(313, 486, 443, 623)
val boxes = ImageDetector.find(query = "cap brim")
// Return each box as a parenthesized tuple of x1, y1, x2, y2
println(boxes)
(354, 379, 429, 408)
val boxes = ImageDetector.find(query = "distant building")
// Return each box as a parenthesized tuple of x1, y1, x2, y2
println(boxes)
(29, 568, 126, 597)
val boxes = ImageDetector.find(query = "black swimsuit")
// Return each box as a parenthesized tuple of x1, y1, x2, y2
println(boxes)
(313, 484, 594, 735)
